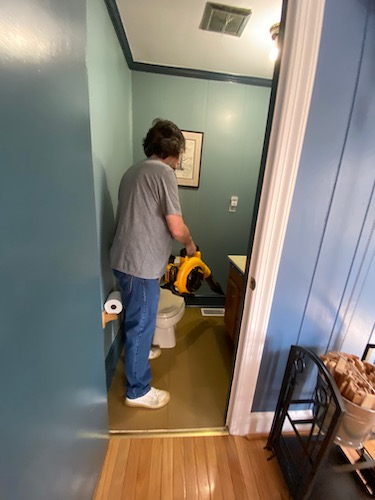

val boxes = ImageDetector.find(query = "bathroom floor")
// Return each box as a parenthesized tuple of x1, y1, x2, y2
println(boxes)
(107, 307, 234, 432)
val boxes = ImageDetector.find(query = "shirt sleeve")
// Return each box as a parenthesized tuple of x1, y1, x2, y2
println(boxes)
(159, 169, 182, 216)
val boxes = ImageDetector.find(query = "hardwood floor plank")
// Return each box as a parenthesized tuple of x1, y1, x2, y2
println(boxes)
(121, 439, 141, 500)
(233, 436, 261, 500)
(253, 439, 289, 499)
(148, 438, 163, 499)
(244, 437, 275, 499)
(94, 438, 119, 500)
(225, 436, 249, 499)
(214, 436, 236, 500)
(243, 438, 288, 500)
(184, 436, 199, 499)
(203, 437, 224, 500)
(134, 439, 153, 500)
(161, 438, 174, 500)
(173, 437, 187, 500)
(107, 438, 131, 499)
(193, 437, 210, 500)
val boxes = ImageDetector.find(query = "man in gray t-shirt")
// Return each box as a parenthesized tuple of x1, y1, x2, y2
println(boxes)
(110, 157, 182, 279)
(110, 119, 196, 410)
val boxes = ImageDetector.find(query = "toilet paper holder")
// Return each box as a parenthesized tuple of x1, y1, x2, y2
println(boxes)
(102, 310, 118, 329)
(102, 291, 123, 329)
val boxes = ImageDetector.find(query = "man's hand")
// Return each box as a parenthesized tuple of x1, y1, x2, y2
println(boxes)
(185, 241, 197, 257)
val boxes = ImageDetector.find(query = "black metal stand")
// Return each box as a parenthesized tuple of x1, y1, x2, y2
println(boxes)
(266, 345, 346, 499)
(266, 345, 375, 498)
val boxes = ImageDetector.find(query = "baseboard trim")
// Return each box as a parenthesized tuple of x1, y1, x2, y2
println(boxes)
(185, 295, 226, 307)
(248, 410, 313, 435)
(105, 328, 123, 390)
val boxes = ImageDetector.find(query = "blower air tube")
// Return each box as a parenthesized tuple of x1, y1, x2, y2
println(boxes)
(205, 275, 225, 295)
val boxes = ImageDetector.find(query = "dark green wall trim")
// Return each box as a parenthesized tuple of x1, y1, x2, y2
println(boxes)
(104, 0, 133, 67)
(130, 62, 272, 87)
(104, 0, 272, 88)
(105, 327, 124, 390)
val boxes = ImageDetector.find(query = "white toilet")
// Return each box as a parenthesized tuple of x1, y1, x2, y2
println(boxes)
(153, 289, 185, 348)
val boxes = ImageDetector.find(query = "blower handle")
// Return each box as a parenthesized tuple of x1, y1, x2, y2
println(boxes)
(180, 245, 199, 258)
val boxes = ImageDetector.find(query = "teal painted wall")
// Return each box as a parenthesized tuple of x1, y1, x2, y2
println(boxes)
(0, 0, 108, 498)
(87, 0, 133, 356)
(253, 0, 375, 411)
(132, 72, 271, 291)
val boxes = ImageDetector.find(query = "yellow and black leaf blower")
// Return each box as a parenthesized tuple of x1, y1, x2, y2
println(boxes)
(162, 248, 224, 296)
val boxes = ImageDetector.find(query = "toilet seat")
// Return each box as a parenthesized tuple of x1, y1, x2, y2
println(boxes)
(157, 289, 184, 318)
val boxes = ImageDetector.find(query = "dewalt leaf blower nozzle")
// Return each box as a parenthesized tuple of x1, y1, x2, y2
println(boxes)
(162, 247, 224, 297)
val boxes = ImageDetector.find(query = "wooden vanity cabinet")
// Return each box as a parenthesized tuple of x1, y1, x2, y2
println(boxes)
(224, 263, 245, 342)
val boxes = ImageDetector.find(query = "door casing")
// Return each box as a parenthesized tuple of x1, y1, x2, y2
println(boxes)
(227, 0, 327, 435)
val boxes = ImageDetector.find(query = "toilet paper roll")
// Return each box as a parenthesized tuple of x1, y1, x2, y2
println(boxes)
(104, 291, 123, 314)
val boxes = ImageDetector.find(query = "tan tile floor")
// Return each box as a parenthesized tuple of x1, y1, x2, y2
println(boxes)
(107, 308, 234, 431)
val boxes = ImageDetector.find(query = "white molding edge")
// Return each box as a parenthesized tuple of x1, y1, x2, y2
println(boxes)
(227, 0, 326, 436)
(248, 410, 314, 435)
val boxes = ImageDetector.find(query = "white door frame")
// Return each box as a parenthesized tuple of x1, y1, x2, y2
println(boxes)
(226, 0, 326, 435)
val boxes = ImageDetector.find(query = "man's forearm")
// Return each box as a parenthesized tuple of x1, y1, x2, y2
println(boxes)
(166, 214, 197, 255)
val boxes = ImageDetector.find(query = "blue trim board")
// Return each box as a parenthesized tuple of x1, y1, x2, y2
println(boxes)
(104, 0, 272, 88)
(105, 327, 124, 390)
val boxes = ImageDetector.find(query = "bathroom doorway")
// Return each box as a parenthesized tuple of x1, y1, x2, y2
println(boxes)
(97, 0, 302, 431)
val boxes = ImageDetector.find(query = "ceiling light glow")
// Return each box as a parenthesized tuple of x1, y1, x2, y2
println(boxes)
(269, 22, 280, 62)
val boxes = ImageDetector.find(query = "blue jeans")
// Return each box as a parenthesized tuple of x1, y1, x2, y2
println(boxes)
(113, 270, 160, 399)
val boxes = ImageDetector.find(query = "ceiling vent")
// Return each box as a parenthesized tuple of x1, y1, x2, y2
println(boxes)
(199, 2, 252, 37)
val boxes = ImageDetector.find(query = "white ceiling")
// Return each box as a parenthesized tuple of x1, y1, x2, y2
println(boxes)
(115, 0, 283, 80)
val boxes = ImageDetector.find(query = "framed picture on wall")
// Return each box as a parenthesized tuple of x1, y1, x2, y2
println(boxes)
(175, 130, 203, 188)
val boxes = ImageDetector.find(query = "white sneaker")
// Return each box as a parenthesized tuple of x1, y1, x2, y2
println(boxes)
(149, 346, 161, 360)
(125, 387, 170, 409)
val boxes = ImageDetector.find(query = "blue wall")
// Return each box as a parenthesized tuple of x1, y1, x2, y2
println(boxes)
(132, 72, 271, 290)
(0, 1, 108, 498)
(87, 0, 133, 357)
(252, 0, 375, 411)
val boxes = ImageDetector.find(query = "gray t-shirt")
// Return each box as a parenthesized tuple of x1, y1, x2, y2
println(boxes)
(110, 158, 182, 279)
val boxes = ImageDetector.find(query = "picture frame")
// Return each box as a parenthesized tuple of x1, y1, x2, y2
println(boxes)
(175, 130, 203, 188)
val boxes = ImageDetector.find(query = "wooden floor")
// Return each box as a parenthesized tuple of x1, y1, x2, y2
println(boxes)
(94, 434, 289, 499)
